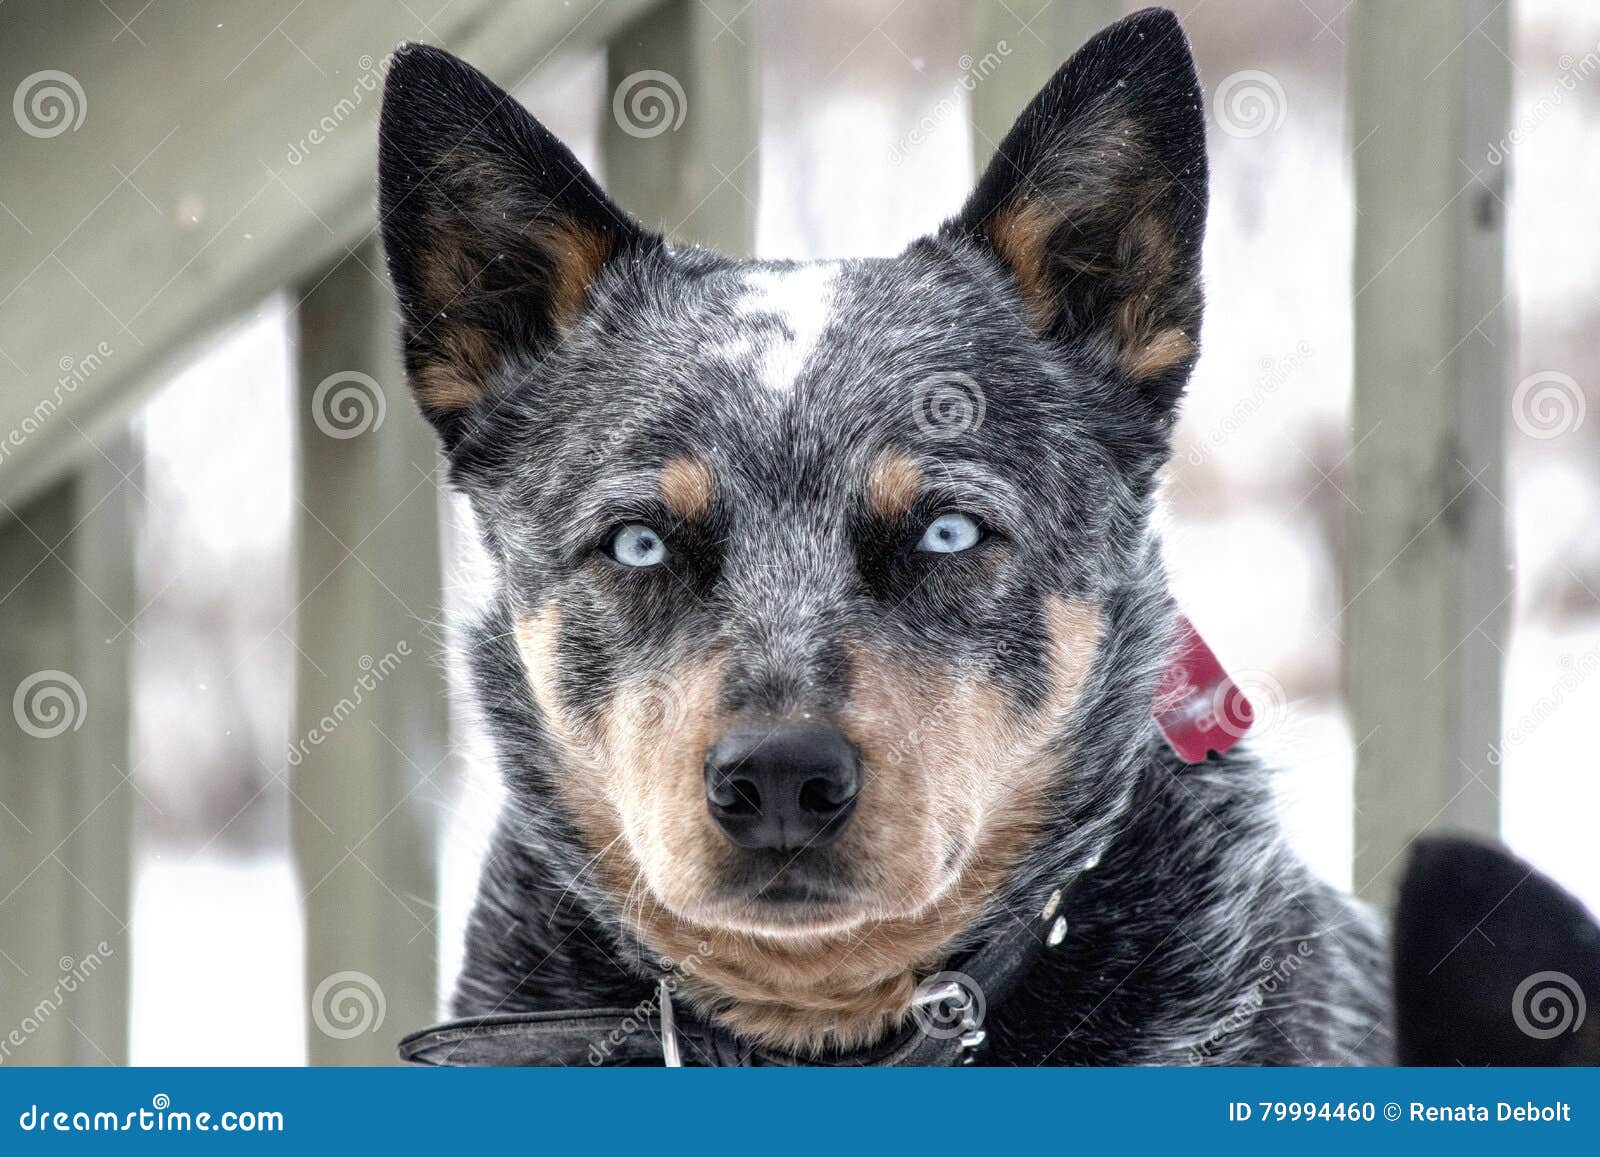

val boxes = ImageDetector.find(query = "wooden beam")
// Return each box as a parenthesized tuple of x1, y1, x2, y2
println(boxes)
(290, 244, 446, 1065)
(604, 0, 759, 254)
(0, 438, 136, 1064)
(967, 0, 1123, 167)
(1347, 0, 1511, 904)
(0, 0, 657, 510)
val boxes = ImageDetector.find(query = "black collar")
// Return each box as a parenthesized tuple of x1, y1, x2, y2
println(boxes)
(400, 884, 1068, 1067)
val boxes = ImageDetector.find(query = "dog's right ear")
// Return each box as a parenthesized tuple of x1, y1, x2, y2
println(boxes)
(378, 44, 651, 448)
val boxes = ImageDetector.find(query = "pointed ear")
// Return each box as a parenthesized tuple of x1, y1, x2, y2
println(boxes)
(378, 44, 651, 447)
(1394, 837, 1600, 1065)
(944, 8, 1207, 413)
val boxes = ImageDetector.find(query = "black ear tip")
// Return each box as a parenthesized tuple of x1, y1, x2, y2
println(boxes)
(382, 42, 486, 108)
(1123, 6, 1185, 33)
(1091, 6, 1198, 72)
(379, 43, 521, 187)
(387, 41, 463, 80)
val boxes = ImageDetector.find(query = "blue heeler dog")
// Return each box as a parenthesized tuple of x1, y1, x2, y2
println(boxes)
(378, 8, 1402, 1065)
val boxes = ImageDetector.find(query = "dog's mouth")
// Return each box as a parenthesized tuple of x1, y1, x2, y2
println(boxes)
(700, 850, 877, 934)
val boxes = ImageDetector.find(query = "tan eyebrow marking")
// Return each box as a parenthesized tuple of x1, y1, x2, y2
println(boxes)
(866, 449, 924, 519)
(659, 455, 715, 521)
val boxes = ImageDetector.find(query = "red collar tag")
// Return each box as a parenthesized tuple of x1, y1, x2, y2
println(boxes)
(1153, 614, 1253, 763)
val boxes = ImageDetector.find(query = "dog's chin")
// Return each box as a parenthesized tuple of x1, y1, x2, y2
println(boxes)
(702, 886, 875, 939)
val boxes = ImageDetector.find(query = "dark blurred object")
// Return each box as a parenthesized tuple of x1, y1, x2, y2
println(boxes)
(1395, 836, 1600, 1065)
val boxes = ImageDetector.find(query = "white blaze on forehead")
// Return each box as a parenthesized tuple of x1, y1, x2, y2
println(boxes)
(735, 262, 840, 392)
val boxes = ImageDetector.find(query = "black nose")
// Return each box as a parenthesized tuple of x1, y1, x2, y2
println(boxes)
(704, 720, 860, 851)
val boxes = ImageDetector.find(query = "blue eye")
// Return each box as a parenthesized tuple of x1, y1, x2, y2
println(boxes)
(610, 523, 667, 567)
(917, 512, 982, 554)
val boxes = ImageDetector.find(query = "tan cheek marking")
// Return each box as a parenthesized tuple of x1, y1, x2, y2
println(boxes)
(659, 456, 714, 521)
(514, 603, 577, 744)
(865, 450, 923, 519)
(1041, 595, 1104, 724)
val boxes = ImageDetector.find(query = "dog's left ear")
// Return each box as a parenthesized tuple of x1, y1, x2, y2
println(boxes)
(944, 7, 1207, 415)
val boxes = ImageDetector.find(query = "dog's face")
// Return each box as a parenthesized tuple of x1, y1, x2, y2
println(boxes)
(379, 9, 1205, 1010)
(499, 255, 1121, 939)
